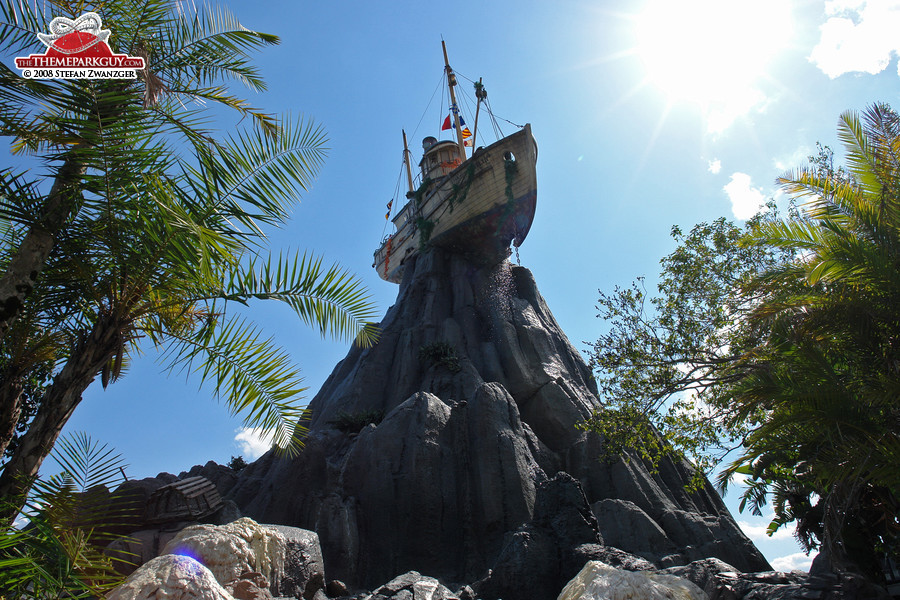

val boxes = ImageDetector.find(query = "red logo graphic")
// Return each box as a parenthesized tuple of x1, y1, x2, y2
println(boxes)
(15, 12, 145, 78)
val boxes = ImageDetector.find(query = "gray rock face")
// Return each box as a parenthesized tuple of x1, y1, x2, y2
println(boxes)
(592, 499, 765, 569)
(474, 473, 606, 600)
(228, 248, 769, 587)
(266, 525, 325, 600)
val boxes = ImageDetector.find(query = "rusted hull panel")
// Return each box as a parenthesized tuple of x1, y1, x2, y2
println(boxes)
(375, 124, 537, 283)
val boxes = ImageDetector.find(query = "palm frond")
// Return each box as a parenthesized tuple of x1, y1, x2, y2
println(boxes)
(220, 251, 380, 346)
(0, 0, 52, 56)
(163, 315, 310, 455)
(38, 432, 126, 495)
(0, 433, 129, 598)
(187, 115, 328, 234)
(156, 4, 278, 91)
(838, 108, 883, 199)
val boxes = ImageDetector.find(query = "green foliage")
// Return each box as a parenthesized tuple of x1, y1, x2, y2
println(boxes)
(0, 347, 54, 464)
(412, 178, 432, 208)
(419, 341, 462, 373)
(0, 0, 380, 520)
(583, 209, 789, 477)
(585, 102, 900, 579)
(719, 103, 900, 576)
(416, 216, 436, 248)
(228, 455, 248, 472)
(0, 433, 130, 598)
(447, 162, 476, 212)
(327, 410, 385, 434)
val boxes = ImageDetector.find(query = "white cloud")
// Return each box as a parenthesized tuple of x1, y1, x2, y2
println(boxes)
(737, 519, 796, 542)
(771, 551, 814, 572)
(234, 427, 275, 460)
(810, 1, 900, 78)
(774, 146, 814, 172)
(723, 172, 767, 219)
(708, 159, 722, 174)
(706, 87, 769, 135)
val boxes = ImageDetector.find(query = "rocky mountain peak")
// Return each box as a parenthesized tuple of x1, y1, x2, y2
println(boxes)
(228, 247, 770, 590)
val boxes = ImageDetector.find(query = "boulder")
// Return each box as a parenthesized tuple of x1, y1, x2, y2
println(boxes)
(557, 560, 707, 600)
(570, 544, 656, 572)
(659, 558, 742, 600)
(266, 524, 326, 600)
(326, 579, 350, 597)
(658, 558, 897, 600)
(226, 572, 273, 600)
(106, 554, 233, 600)
(591, 499, 675, 560)
(161, 518, 286, 587)
(366, 571, 457, 600)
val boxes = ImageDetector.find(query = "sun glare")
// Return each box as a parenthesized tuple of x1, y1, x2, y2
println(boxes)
(636, 0, 792, 130)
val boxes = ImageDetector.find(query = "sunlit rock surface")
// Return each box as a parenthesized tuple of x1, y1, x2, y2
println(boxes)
(106, 554, 233, 600)
(161, 518, 285, 587)
(228, 248, 769, 588)
(557, 561, 707, 600)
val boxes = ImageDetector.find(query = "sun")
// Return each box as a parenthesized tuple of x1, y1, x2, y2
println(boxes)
(636, 0, 792, 130)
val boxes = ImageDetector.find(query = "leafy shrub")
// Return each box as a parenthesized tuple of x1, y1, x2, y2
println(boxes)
(419, 342, 461, 373)
(327, 410, 385, 434)
(228, 455, 248, 472)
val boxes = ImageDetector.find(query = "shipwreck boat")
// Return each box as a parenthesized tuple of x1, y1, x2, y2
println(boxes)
(374, 43, 537, 283)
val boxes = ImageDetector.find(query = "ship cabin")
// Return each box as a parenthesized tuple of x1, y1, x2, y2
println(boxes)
(419, 136, 464, 181)
(389, 136, 465, 236)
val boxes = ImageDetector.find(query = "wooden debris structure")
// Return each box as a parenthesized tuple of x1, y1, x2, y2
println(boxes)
(146, 476, 223, 524)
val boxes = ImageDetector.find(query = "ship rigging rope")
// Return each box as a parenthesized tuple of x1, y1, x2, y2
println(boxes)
(456, 71, 525, 136)
(383, 66, 526, 232)
(385, 72, 444, 231)
(409, 72, 447, 144)
(382, 162, 405, 238)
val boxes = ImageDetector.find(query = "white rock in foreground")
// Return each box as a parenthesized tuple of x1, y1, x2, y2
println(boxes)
(558, 560, 708, 600)
(107, 554, 233, 600)
(161, 517, 286, 585)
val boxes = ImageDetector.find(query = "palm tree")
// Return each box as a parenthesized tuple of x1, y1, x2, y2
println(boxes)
(0, 0, 379, 523)
(0, 0, 280, 340)
(722, 103, 900, 577)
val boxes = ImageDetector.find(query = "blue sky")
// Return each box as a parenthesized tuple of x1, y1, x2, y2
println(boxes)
(15, 0, 900, 572)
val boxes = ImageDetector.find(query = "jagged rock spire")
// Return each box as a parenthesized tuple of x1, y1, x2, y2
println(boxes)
(228, 248, 769, 588)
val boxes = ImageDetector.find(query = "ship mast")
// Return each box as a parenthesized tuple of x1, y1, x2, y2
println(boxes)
(402, 129, 415, 194)
(442, 40, 467, 158)
(472, 77, 485, 150)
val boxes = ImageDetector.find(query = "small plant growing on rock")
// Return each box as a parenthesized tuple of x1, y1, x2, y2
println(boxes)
(418, 342, 462, 373)
(327, 410, 385, 434)
(227, 456, 248, 472)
